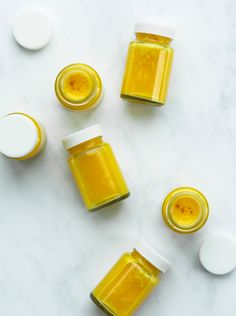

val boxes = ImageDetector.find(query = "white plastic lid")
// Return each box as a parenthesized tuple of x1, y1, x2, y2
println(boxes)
(62, 125, 102, 150)
(13, 9, 53, 50)
(0, 113, 39, 158)
(135, 23, 175, 40)
(135, 239, 170, 273)
(199, 235, 236, 275)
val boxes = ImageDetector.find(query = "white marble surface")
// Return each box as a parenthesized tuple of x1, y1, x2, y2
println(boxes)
(0, 0, 236, 315)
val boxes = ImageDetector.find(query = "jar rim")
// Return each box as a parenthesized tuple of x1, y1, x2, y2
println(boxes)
(162, 187, 209, 234)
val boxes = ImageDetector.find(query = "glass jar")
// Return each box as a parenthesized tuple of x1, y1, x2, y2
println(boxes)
(121, 23, 174, 105)
(55, 63, 103, 111)
(0, 112, 46, 160)
(62, 125, 130, 211)
(162, 187, 209, 234)
(91, 239, 170, 316)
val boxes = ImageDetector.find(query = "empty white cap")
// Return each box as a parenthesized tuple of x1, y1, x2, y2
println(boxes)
(13, 9, 53, 50)
(199, 235, 236, 275)
(62, 125, 102, 150)
(0, 113, 39, 158)
(135, 239, 170, 273)
(135, 23, 175, 40)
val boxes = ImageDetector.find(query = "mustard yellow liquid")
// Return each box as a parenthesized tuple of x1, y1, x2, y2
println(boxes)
(62, 69, 94, 102)
(55, 64, 103, 111)
(170, 196, 201, 227)
(68, 137, 129, 211)
(121, 33, 174, 105)
(91, 250, 159, 316)
(162, 187, 209, 234)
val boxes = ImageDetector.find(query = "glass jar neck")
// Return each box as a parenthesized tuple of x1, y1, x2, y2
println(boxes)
(68, 136, 103, 155)
(136, 32, 172, 45)
(131, 249, 160, 276)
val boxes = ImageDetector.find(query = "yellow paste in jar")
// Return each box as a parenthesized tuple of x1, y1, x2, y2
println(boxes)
(91, 251, 159, 316)
(170, 196, 201, 227)
(121, 34, 174, 105)
(62, 69, 94, 102)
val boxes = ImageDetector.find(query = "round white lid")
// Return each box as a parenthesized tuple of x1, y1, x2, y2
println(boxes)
(135, 23, 175, 40)
(0, 113, 39, 158)
(62, 125, 102, 150)
(135, 239, 170, 273)
(199, 235, 236, 275)
(13, 9, 53, 51)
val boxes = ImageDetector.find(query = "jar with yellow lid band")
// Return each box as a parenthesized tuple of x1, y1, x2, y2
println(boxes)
(162, 187, 209, 234)
(121, 23, 174, 106)
(62, 125, 130, 211)
(55, 63, 103, 111)
(0, 112, 46, 160)
(90, 239, 170, 316)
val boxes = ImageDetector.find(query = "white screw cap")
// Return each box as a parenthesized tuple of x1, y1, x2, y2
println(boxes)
(199, 235, 236, 275)
(135, 23, 175, 40)
(0, 113, 39, 158)
(13, 9, 53, 50)
(135, 239, 170, 273)
(62, 125, 102, 150)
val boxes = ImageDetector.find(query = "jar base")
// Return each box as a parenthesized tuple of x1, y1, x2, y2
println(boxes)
(120, 94, 164, 106)
(89, 192, 130, 212)
(90, 293, 114, 316)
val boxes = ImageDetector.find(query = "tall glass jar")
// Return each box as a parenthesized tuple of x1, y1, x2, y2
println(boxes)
(91, 240, 170, 316)
(121, 23, 174, 106)
(62, 125, 130, 211)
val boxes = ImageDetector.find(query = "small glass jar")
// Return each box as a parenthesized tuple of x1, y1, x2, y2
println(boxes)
(162, 187, 209, 234)
(55, 63, 103, 111)
(62, 125, 130, 211)
(91, 239, 170, 316)
(0, 112, 46, 160)
(121, 23, 174, 105)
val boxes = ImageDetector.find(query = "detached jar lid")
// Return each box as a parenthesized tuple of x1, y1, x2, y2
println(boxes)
(62, 125, 102, 149)
(0, 113, 39, 158)
(135, 22, 175, 40)
(13, 9, 53, 50)
(199, 235, 236, 275)
(135, 239, 170, 273)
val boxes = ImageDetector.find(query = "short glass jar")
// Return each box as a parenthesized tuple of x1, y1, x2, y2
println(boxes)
(91, 240, 170, 316)
(62, 125, 130, 211)
(55, 63, 103, 111)
(121, 23, 174, 105)
(162, 187, 209, 234)
(0, 112, 46, 160)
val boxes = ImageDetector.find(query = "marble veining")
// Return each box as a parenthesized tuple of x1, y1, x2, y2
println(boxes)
(0, 0, 236, 315)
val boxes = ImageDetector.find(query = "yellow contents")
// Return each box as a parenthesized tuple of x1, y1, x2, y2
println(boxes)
(171, 196, 201, 227)
(55, 63, 103, 111)
(162, 187, 209, 234)
(68, 137, 129, 211)
(62, 70, 94, 102)
(91, 251, 159, 316)
(121, 33, 174, 105)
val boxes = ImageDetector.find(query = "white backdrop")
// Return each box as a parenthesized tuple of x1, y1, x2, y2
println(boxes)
(0, 0, 235, 315)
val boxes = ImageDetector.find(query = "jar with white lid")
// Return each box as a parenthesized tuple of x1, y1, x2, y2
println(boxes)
(121, 23, 175, 106)
(0, 112, 46, 160)
(90, 239, 170, 315)
(62, 125, 130, 211)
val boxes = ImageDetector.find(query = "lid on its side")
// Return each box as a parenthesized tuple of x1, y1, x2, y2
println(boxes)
(0, 113, 39, 158)
(135, 23, 175, 40)
(13, 9, 53, 50)
(62, 125, 102, 149)
(135, 239, 170, 273)
(199, 235, 236, 275)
